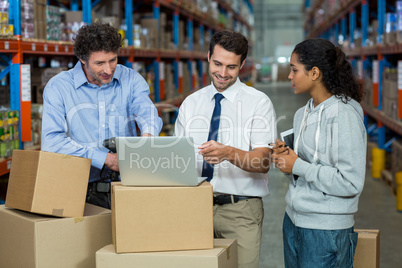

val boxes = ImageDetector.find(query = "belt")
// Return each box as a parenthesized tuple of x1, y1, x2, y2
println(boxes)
(213, 194, 261, 205)
(88, 181, 111, 193)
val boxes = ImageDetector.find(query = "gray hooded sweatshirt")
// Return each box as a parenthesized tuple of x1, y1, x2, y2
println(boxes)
(286, 95, 367, 230)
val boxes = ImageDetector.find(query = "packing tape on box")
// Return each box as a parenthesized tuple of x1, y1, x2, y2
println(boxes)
(215, 245, 230, 260)
(52, 208, 64, 217)
(74, 217, 85, 223)
(61, 154, 73, 159)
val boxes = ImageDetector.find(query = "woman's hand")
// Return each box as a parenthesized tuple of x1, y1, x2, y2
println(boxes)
(270, 139, 298, 174)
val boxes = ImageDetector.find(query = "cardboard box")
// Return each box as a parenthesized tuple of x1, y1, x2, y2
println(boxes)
(112, 181, 214, 253)
(64, 10, 95, 23)
(354, 229, 380, 268)
(0, 203, 112, 268)
(96, 239, 237, 268)
(5, 150, 91, 217)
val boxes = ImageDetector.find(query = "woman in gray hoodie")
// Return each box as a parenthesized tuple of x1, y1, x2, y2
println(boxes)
(271, 39, 366, 268)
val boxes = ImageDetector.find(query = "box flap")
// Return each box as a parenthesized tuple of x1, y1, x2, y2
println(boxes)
(5, 150, 40, 211)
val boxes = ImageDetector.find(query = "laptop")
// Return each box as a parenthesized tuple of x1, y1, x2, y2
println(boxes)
(116, 136, 206, 186)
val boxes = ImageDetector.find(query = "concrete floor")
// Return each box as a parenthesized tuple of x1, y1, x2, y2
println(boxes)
(257, 82, 402, 268)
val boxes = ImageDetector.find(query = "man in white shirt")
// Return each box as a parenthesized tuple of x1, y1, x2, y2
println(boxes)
(174, 30, 277, 268)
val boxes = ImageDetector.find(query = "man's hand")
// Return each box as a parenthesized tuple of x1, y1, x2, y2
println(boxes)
(198, 140, 230, 164)
(105, 153, 119, 172)
(198, 141, 271, 173)
(142, 133, 153, 137)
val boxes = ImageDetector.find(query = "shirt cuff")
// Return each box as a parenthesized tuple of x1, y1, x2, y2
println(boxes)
(90, 149, 108, 169)
(292, 158, 310, 178)
(141, 127, 158, 137)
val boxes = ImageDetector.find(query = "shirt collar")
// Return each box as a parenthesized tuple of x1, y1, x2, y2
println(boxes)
(73, 61, 122, 89)
(208, 77, 241, 103)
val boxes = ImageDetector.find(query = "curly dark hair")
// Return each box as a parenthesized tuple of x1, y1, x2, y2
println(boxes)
(293, 38, 364, 103)
(73, 22, 122, 62)
(209, 30, 248, 64)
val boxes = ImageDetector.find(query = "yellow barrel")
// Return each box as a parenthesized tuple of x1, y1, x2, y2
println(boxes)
(371, 147, 386, 179)
(396, 172, 402, 212)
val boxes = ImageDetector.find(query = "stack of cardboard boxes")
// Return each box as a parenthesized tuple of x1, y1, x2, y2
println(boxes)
(0, 150, 112, 267)
(0, 149, 238, 267)
(382, 68, 399, 121)
(140, 18, 159, 49)
(98, 181, 237, 267)
(0, 0, 12, 36)
(33, 0, 46, 40)
(21, 0, 35, 39)
(31, 67, 67, 104)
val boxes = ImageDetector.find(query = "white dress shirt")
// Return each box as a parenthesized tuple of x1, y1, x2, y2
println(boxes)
(175, 78, 277, 197)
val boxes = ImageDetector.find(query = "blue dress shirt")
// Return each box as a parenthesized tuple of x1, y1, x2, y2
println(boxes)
(41, 61, 163, 182)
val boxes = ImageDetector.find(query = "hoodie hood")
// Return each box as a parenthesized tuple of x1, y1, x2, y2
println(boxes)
(294, 95, 363, 164)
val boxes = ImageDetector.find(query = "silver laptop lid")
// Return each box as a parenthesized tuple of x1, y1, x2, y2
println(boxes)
(116, 136, 200, 186)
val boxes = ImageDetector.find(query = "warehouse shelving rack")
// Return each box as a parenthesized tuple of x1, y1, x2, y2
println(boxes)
(0, 0, 254, 177)
(304, 0, 402, 150)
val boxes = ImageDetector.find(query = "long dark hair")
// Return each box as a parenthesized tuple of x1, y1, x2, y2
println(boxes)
(293, 38, 364, 103)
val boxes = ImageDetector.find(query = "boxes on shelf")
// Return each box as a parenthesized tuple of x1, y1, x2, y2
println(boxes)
(23, 103, 42, 149)
(46, 5, 61, 40)
(0, 203, 112, 268)
(5, 150, 91, 217)
(101, 16, 120, 27)
(397, 1, 402, 43)
(385, 13, 397, 45)
(31, 67, 67, 103)
(0, 1, 13, 36)
(140, 18, 158, 49)
(369, 20, 379, 46)
(34, 0, 46, 39)
(179, 20, 186, 50)
(364, 77, 373, 107)
(182, 61, 191, 94)
(60, 10, 95, 41)
(133, 24, 142, 48)
(21, 0, 35, 39)
(111, 181, 214, 253)
(164, 62, 175, 100)
(96, 239, 238, 268)
(64, 10, 95, 24)
(0, 109, 19, 158)
(194, 27, 201, 52)
(354, 229, 380, 268)
(382, 69, 399, 120)
(392, 139, 402, 187)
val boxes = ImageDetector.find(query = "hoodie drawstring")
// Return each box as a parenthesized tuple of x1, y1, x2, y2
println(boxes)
(313, 105, 324, 163)
(294, 101, 324, 164)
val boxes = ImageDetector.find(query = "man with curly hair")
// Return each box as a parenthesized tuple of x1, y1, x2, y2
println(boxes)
(41, 22, 162, 209)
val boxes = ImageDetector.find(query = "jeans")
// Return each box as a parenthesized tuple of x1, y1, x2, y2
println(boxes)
(283, 213, 358, 268)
